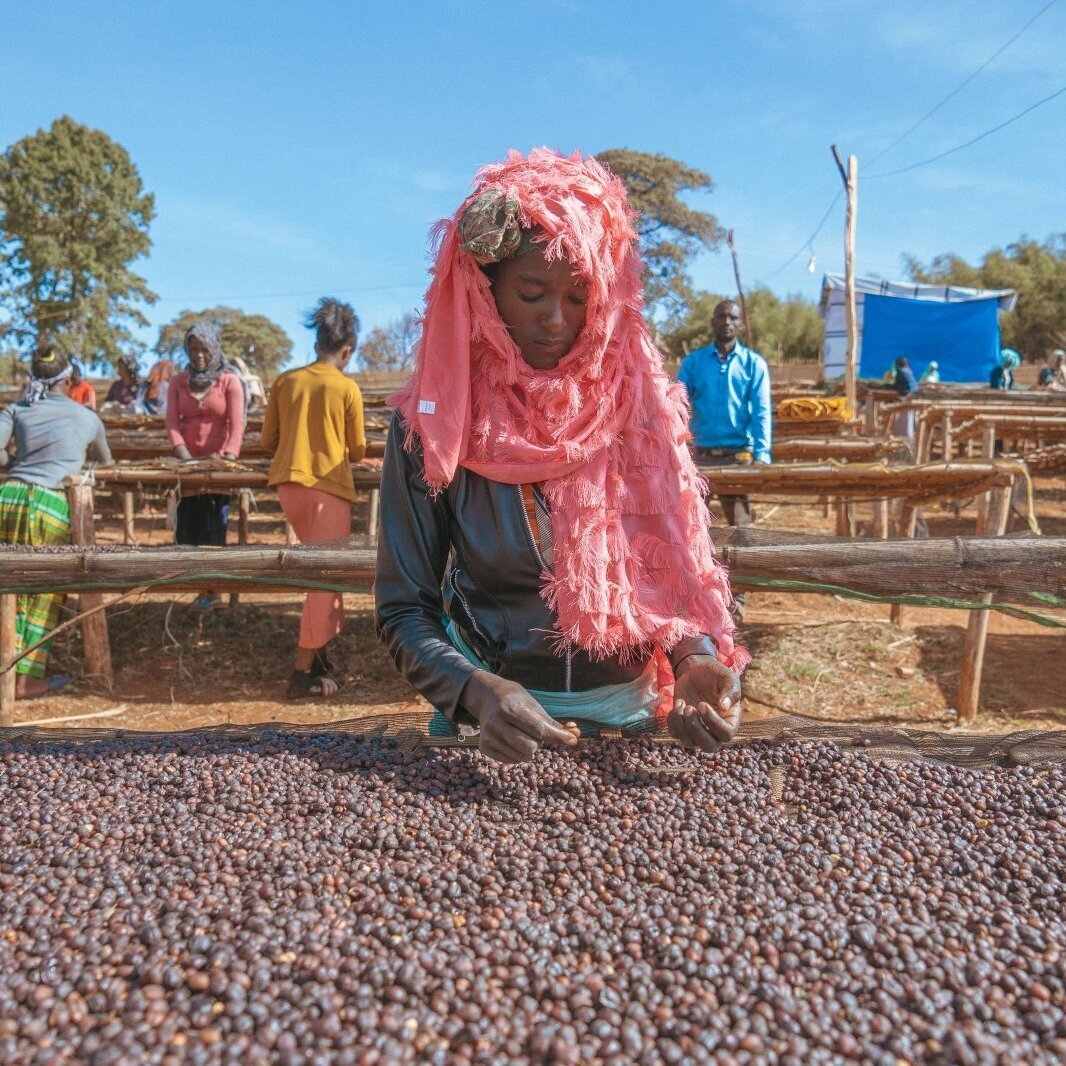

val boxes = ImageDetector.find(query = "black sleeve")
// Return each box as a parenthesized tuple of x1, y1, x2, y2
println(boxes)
(374, 412, 480, 721)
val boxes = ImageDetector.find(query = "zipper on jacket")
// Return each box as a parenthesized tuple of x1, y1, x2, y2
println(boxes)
(449, 567, 490, 648)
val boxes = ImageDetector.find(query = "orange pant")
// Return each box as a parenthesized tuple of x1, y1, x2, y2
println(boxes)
(276, 483, 351, 649)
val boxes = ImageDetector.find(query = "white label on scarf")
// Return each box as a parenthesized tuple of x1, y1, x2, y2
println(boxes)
(417, 400, 436, 415)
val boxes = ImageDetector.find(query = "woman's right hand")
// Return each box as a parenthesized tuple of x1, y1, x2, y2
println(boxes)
(174, 445, 193, 462)
(461, 672, 578, 764)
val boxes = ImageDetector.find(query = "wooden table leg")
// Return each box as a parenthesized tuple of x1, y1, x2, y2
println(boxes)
(67, 479, 113, 690)
(889, 499, 919, 626)
(0, 594, 17, 725)
(122, 491, 136, 545)
(368, 489, 380, 545)
(956, 485, 1011, 723)
(230, 490, 252, 607)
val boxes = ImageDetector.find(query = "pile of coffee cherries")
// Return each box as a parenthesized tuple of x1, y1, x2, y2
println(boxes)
(0, 733, 1061, 1064)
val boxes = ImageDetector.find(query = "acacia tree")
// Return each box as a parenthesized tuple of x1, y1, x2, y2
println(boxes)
(155, 306, 293, 376)
(597, 149, 722, 327)
(0, 116, 156, 366)
(357, 312, 420, 373)
(905, 235, 1066, 361)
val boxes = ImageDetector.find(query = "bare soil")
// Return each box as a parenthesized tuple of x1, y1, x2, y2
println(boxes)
(11, 475, 1065, 737)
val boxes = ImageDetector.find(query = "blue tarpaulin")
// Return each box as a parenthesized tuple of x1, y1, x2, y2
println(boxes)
(860, 293, 1001, 384)
(820, 274, 1017, 383)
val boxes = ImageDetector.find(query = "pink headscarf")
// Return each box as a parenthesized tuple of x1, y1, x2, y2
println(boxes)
(395, 148, 749, 672)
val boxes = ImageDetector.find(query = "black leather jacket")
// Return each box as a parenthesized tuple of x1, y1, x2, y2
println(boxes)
(374, 412, 717, 721)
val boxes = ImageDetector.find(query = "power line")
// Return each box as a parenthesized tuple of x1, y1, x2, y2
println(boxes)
(867, 83, 1066, 179)
(758, 189, 841, 282)
(865, 0, 1060, 169)
(756, 0, 1060, 281)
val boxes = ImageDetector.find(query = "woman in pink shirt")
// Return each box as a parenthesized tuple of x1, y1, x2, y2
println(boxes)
(166, 325, 245, 602)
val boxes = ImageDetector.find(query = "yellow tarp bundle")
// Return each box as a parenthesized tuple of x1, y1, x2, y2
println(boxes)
(777, 396, 853, 422)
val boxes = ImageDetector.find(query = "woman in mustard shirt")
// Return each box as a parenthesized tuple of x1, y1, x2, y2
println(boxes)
(261, 298, 366, 698)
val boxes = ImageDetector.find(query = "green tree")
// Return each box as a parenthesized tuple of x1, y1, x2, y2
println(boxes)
(0, 116, 156, 366)
(357, 312, 420, 373)
(662, 288, 822, 364)
(904, 235, 1066, 361)
(597, 149, 723, 326)
(155, 306, 293, 376)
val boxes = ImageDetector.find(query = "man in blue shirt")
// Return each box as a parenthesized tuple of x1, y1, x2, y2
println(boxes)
(677, 300, 772, 620)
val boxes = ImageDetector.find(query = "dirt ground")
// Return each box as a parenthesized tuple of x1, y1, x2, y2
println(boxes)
(11, 474, 1065, 737)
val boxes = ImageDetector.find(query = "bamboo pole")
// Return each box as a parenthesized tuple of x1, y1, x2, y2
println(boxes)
(2, 535, 1063, 606)
(367, 488, 380, 543)
(726, 230, 754, 348)
(0, 594, 16, 724)
(957, 486, 1012, 723)
(831, 147, 859, 416)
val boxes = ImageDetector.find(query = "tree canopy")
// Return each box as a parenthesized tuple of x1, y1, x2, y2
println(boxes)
(155, 307, 293, 376)
(357, 312, 420, 373)
(904, 234, 1066, 361)
(0, 116, 156, 367)
(597, 149, 722, 327)
(662, 288, 823, 365)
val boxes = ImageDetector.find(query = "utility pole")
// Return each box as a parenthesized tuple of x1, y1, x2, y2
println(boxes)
(831, 146, 858, 413)
(726, 229, 754, 348)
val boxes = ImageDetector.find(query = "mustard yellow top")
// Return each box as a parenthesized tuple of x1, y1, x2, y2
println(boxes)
(261, 362, 366, 502)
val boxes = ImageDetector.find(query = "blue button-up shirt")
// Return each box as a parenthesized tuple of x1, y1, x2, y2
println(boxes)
(677, 342, 772, 462)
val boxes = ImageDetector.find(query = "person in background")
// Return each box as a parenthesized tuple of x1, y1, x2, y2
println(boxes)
(0, 345, 112, 698)
(677, 299, 771, 623)
(143, 354, 175, 415)
(891, 356, 919, 442)
(262, 298, 365, 699)
(104, 354, 143, 409)
(990, 348, 1020, 390)
(1038, 350, 1066, 392)
(166, 324, 245, 610)
(919, 360, 940, 386)
(67, 363, 97, 409)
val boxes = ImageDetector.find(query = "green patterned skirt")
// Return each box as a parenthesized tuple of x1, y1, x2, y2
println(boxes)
(0, 481, 71, 677)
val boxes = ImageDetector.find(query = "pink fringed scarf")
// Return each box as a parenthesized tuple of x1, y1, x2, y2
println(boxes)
(394, 149, 750, 673)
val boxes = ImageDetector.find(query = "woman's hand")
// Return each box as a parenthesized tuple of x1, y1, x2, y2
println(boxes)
(222, 451, 237, 461)
(461, 672, 578, 764)
(174, 445, 193, 462)
(669, 655, 742, 753)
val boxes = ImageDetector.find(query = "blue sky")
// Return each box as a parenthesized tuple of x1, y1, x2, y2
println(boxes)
(2, 0, 1063, 367)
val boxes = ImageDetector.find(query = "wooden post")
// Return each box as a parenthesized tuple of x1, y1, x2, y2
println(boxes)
(368, 488, 380, 544)
(726, 229, 754, 347)
(66, 479, 113, 690)
(889, 500, 920, 625)
(863, 392, 877, 436)
(0, 594, 16, 724)
(942, 412, 954, 463)
(229, 490, 253, 608)
(832, 147, 859, 416)
(122, 491, 136, 545)
(978, 421, 997, 527)
(956, 484, 1011, 723)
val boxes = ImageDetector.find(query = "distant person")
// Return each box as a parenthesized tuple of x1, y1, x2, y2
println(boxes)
(103, 354, 144, 411)
(678, 299, 771, 622)
(1038, 350, 1066, 392)
(67, 363, 97, 409)
(0, 345, 112, 699)
(166, 324, 246, 609)
(990, 349, 1020, 390)
(892, 357, 919, 440)
(143, 355, 175, 415)
(919, 360, 940, 386)
(262, 298, 365, 699)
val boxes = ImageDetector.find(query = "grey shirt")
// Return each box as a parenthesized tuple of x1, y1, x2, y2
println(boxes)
(0, 395, 112, 489)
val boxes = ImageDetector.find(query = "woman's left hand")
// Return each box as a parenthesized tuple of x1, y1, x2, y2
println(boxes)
(222, 451, 237, 461)
(669, 656, 742, 753)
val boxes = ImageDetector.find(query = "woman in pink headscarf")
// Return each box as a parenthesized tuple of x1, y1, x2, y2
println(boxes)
(375, 149, 749, 764)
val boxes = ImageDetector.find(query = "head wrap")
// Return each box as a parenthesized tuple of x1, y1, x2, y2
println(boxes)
(184, 323, 227, 390)
(394, 148, 748, 671)
(25, 351, 74, 404)
(1000, 348, 1021, 369)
